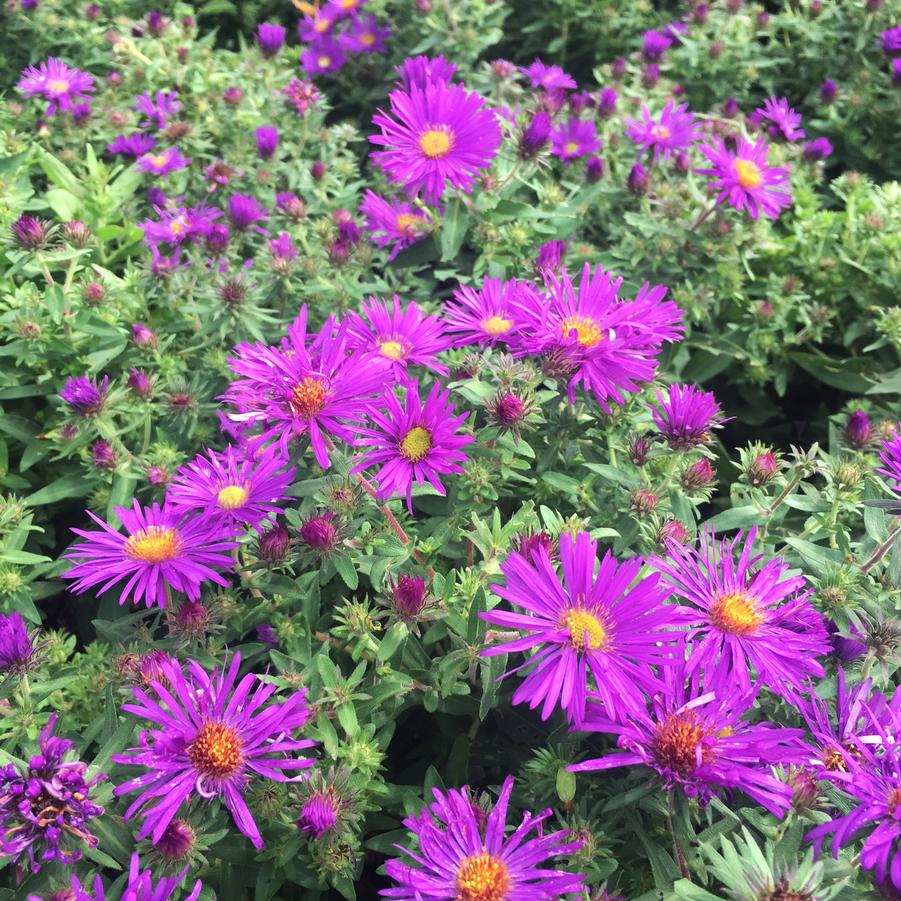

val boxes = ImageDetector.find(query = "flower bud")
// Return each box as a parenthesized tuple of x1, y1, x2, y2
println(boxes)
(300, 514, 338, 552)
(486, 391, 527, 429)
(131, 322, 157, 348)
(11, 215, 47, 250)
(844, 410, 871, 449)
(585, 156, 604, 182)
(819, 78, 837, 104)
(154, 819, 195, 862)
(656, 519, 690, 547)
(722, 97, 740, 118)
(747, 450, 779, 486)
(258, 523, 291, 566)
(127, 368, 153, 398)
(611, 57, 626, 79)
(276, 192, 305, 220)
(310, 160, 327, 181)
(680, 458, 716, 491)
(628, 435, 651, 466)
(63, 220, 90, 247)
(627, 163, 649, 195)
(518, 111, 551, 159)
(90, 440, 117, 470)
(629, 488, 658, 516)
(83, 281, 105, 305)
(388, 573, 427, 619)
(223, 86, 243, 105)
(298, 789, 341, 839)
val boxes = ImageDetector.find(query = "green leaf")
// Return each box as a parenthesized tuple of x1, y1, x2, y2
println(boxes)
(45, 188, 80, 220)
(25, 474, 92, 506)
(333, 554, 359, 590)
(439, 198, 471, 261)
(377, 622, 408, 661)
(702, 506, 766, 531)
(38, 151, 81, 193)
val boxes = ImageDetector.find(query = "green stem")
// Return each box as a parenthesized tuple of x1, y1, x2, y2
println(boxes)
(860, 523, 900, 574)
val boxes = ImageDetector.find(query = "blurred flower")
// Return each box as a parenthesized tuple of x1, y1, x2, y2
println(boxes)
(17, 57, 94, 117)
(359, 190, 430, 260)
(300, 38, 346, 76)
(107, 133, 156, 157)
(136, 146, 191, 177)
(339, 15, 390, 53)
(254, 126, 279, 159)
(132, 90, 182, 129)
(880, 26, 901, 56)
(755, 96, 805, 142)
(131, 322, 157, 347)
(802, 137, 833, 162)
(0, 611, 37, 674)
(534, 239, 567, 274)
(642, 29, 672, 62)
(257, 22, 286, 57)
(627, 162, 649, 194)
(90, 440, 117, 470)
(393, 55, 457, 90)
(551, 118, 601, 164)
(877, 427, 901, 497)
(520, 58, 576, 92)
(844, 410, 871, 449)
(518, 110, 552, 159)
(625, 100, 701, 163)
(819, 78, 837, 104)
(227, 194, 268, 233)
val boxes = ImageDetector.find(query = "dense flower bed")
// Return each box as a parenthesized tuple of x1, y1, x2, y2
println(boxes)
(1, 1, 901, 899)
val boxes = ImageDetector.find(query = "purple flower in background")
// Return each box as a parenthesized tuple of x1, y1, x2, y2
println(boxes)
(443, 277, 536, 348)
(393, 54, 458, 90)
(880, 25, 901, 56)
(135, 146, 191, 176)
(802, 137, 833, 162)
(16, 58, 95, 116)
(520, 58, 577, 92)
(107, 132, 157, 157)
(113, 654, 315, 849)
(535, 239, 567, 274)
(141, 205, 222, 246)
(168, 444, 295, 530)
(257, 22, 286, 57)
(227, 194, 269, 233)
(254, 126, 279, 159)
(551, 118, 601, 164)
(756, 96, 805, 142)
(649, 383, 727, 449)
(353, 381, 473, 512)
(696, 137, 792, 220)
(0, 612, 37, 674)
(877, 427, 901, 497)
(71, 103, 91, 124)
(300, 38, 346, 75)
(819, 78, 837, 103)
(370, 81, 501, 204)
(571, 652, 804, 817)
(518, 110, 552, 159)
(597, 87, 618, 116)
(127, 368, 153, 397)
(298, 9, 337, 41)
(59, 375, 108, 415)
(0, 715, 106, 869)
(132, 90, 182, 129)
(359, 190, 430, 260)
(481, 531, 681, 725)
(651, 527, 830, 699)
(340, 15, 390, 53)
(346, 295, 449, 380)
(626, 100, 701, 163)
(63, 500, 238, 608)
(269, 232, 297, 261)
(382, 776, 585, 899)
(642, 29, 673, 62)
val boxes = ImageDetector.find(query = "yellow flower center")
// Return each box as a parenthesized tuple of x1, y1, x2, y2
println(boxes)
(650, 124, 671, 140)
(650, 712, 715, 776)
(125, 526, 182, 563)
(150, 153, 170, 167)
(217, 484, 250, 510)
(482, 315, 513, 336)
(47, 79, 70, 94)
(395, 213, 423, 235)
(564, 608, 608, 651)
(709, 591, 763, 636)
(314, 18, 329, 31)
(822, 748, 847, 772)
(169, 216, 189, 236)
(564, 141, 580, 155)
(360, 32, 376, 45)
(317, 55, 332, 68)
(399, 426, 432, 462)
(419, 128, 453, 160)
(888, 787, 901, 815)
(379, 340, 407, 361)
(290, 376, 328, 418)
(455, 851, 510, 901)
(559, 314, 604, 348)
(187, 721, 244, 778)
(340, 0, 357, 7)
(735, 159, 762, 189)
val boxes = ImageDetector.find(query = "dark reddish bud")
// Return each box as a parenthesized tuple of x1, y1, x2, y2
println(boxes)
(11, 215, 47, 250)
(629, 488, 658, 516)
(680, 458, 717, 491)
(388, 573, 427, 619)
(628, 435, 652, 466)
(83, 281, 105, 305)
(487, 391, 527, 429)
(154, 819, 195, 861)
(627, 163, 649, 195)
(611, 57, 626, 80)
(748, 451, 779, 486)
(656, 519, 691, 546)
(300, 514, 338, 552)
(127, 368, 153, 398)
(63, 220, 90, 247)
(258, 523, 291, 566)
(90, 440, 117, 469)
(310, 160, 327, 181)
(709, 42, 722, 59)
(585, 156, 604, 182)
(514, 531, 557, 562)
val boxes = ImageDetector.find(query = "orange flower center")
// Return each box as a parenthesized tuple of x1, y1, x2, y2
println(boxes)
(735, 159, 762, 189)
(419, 128, 454, 159)
(650, 124, 671, 140)
(187, 721, 244, 777)
(290, 376, 328, 418)
(399, 426, 432, 462)
(563, 608, 608, 652)
(314, 18, 329, 31)
(395, 213, 423, 235)
(650, 712, 715, 776)
(359, 32, 376, 45)
(709, 591, 763, 636)
(455, 851, 510, 901)
(482, 315, 513, 336)
(217, 484, 250, 510)
(888, 787, 901, 815)
(169, 216, 189, 236)
(559, 314, 604, 348)
(125, 526, 182, 563)
(47, 79, 70, 94)
(317, 55, 332, 68)
(150, 153, 170, 167)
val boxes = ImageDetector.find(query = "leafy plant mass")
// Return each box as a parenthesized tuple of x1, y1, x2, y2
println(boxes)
(1, 1, 901, 899)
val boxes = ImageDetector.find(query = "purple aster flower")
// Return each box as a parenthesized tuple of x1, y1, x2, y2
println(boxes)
(802, 137, 833, 162)
(127, 368, 153, 397)
(571, 651, 804, 817)
(756, 96, 806, 142)
(518, 110, 552, 159)
(625, 100, 701, 163)
(797, 670, 900, 776)
(276, 191, 305, 219)
(112, 654, 316, 849)
(551, 118, 601, 164)
(642, 29, 673, 62)
(443, 277, 537, 348)
(370, 81, 501, 204)
(696, 137, 792, 220)
(877, 427, 901, 497)
(597, 87, 618, 116)
(298, 9, 337, 41)
(0, 612, 37, 674)
(517, 263, 683, 413)
(881, 25, 901, 56)
(324, 0, 365, 17)
(59, 374, 108, 415)
(63, 500, 238, 608)
(135, 146, 191, 176)
(298, 788, 341, 838)
(382, 775, 585, 899)
(535, 239, 567, 275)
(0, 714, 105, 869)
(124, 853, 203, 901)
(359, 190, 430, 260)
(283, 78, 321, 117)
(891, 56, 901, 84)
(141, 204, 221, 246)
(132, 90, 182, 129)
(269, 232, 297, 261)
(345, 295, 449, 381)
(650, 527, 830, 699)
(352, 381, 474, 512)
(251, 126, 278, 161)
(168, 444, 295, 531)
(222, 308, 390, 467)
(16, 58, 94, 117)
(393, 54, 457, 90)
(226, 194, 268, 233)
(257, 22, 286, 57)
(481, 531, 681, 726)
(11, 215, 48, 251)
(807, 718, 901, 893)
(819, 78, 837, 103)
(649, 383, 728, 449)
(340, 14, 390, 53)
(520, 59, 577, 92)
(300, 37, 346, 75)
